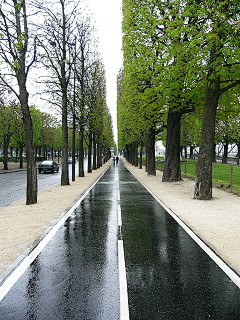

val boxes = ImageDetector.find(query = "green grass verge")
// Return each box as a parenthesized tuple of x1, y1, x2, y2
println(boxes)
(141, 157, 240, 195)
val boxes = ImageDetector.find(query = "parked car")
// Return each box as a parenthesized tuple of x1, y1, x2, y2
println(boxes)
(38, 160, 59, 174)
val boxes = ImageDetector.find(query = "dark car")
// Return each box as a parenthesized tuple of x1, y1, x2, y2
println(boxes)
(38, 160, 59, 174)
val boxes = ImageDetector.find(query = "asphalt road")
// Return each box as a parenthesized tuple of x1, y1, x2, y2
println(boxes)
(0, 160, 239, 319)
(0, 161, 86, 208)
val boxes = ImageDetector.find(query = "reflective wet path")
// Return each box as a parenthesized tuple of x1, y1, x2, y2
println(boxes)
(118, 163, 240, 319)
(0, 159, 239, 319)
(0, 164, 120, 320)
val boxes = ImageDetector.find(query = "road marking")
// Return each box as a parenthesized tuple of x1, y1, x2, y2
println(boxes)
(98, 181, 139, 185)
(98, 181, 115, 184)
(151, 189, 240, 288)
(120, 181, 139, 184)
(118, 240, 130, 320)
(0, 165, 110, 302)
(117, 168, 130, 320)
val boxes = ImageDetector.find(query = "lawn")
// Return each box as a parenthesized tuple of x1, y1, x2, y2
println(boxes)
(141, 157, 240, 195)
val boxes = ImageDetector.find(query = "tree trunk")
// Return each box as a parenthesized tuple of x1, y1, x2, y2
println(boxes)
(78, 125, 84, 177)
(134, 141, 138, 167)
(184, 146, 187, 159)
(20, 144, 24, 169)
(61, 92, 70, 185)
(129, 143, 133, 164)
(107, 147, 111, 160)
(130, 143, 133, 165)
(145, 144, 148, 172)
(97, 143, 102, 168)
(126, 145, 130, 162)
(3, 134, 9, 170)
(222, 143, 228, 164)
(58, 147, 60, 163)
(88, 132, 92, 173)
(139, 144, 143, 169)
(72, 113, 76, 182)
(212, 143, 216, 163)
(237, 139, 240, 165)
(147, 128, 156, 175)
(162, 108, 182, 182)
(125, 145, 130, 162)
(194, 81, 220, 200)
(190, 146, 193, 159)
(92, 132, 97, 170)
(15, 148, 19, 163)
(60, 1, 70, 186)
(19, 82, 37, 204)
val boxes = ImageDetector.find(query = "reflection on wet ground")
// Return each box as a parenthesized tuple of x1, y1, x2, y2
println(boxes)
(0, 164, 120, 320)
(118, 163, 240, 319)
(0, 160, 239, 319)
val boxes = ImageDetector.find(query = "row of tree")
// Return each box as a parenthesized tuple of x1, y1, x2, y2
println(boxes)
(0, 101, 113, 171)
(117, 0, 240, 200)
(0, 103, 60, 169)
(0, 0, 114, 205)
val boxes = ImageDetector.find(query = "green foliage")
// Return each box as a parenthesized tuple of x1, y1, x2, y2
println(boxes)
(0, 101, 23, 147)
(29, 106, 43, 146)
(119, 0, 240, 156)
(215, 90, 240, 146)
(181, 111, 202, 148)
(0, 101, 62, 154)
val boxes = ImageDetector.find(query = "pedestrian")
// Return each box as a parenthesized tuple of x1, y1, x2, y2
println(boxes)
(116, 156, 119, 164)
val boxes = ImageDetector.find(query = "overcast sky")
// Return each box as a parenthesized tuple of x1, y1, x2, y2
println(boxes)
(86, 0, 123, 143)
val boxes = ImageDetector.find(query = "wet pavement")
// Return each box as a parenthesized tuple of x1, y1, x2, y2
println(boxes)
(0, 163, 120, 320)
(0, 159, 239, 319)
(0, 161, 86, 208)
(118, 163, 240, 319)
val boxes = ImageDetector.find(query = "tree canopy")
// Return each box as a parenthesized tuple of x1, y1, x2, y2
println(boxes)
(119, 0, 240, 199)
(0, 0, 115, 204)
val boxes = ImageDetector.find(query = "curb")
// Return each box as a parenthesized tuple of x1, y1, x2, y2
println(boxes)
(0, 169, 26, 174)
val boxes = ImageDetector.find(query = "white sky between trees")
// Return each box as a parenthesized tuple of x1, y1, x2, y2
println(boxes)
(24, 0, 122, 145)
(87, 0, 123, 144)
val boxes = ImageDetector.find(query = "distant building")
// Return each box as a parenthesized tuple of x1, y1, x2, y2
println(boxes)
(155, 141, 165, 156)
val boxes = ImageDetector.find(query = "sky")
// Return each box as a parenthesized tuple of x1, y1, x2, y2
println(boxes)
(86, 0, 123, 143)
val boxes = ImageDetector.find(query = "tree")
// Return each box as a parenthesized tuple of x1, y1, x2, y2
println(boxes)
(38, 111, 59, 159)
(0, 0, 38, 204)
(36, 0, 81, 185)
(215, 91, 240, 163)
(193, 0, 240, 199)
(0, 101, 22, 169)
(180, 111, 202, 159)
(120, 0, 240, 198)
(121, 0, 199, 179)
(72, 19, 96, 177)
(86, 59, 106, 171)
